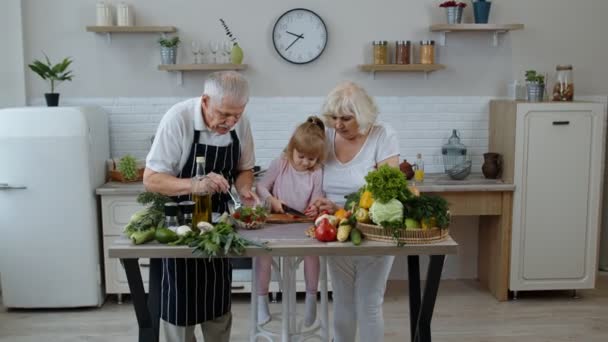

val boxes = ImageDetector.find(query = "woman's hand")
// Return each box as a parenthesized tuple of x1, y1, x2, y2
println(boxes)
(304, 205, 319, 218)
(313, 197, 338, 214)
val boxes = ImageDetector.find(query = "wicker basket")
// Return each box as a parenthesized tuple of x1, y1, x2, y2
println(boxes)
(356, 222, 449, 244)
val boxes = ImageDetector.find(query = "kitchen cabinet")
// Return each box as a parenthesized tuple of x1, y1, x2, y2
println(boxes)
(489, 100, 606, 294)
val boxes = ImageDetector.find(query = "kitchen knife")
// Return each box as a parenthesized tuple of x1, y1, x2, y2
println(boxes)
(282, 204, 307, 217)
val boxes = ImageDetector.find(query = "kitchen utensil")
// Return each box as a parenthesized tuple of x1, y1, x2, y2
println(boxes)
(447, 160, 472, 180)
(227, 185, 242, 211)
(282, 204, 307, 217)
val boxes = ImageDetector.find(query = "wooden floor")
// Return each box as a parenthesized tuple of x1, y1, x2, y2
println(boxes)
(1, 276, 607, 341)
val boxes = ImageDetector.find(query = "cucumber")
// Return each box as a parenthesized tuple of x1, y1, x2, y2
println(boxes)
(350, 227, 362, 246)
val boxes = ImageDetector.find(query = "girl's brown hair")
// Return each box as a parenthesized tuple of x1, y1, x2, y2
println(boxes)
(285, 116, 327, 167)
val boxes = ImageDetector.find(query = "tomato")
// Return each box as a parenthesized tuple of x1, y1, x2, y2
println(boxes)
(233, 212, 241, 219)
(315, 218, 337, 242)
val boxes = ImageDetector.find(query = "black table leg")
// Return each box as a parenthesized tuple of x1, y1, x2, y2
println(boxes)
(122, 258, 158, 342)
(148, 258, 162, 340)
(414, 255, 446, 342)
(407, 256, 421, 342)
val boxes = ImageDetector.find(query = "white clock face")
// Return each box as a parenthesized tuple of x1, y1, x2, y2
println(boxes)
(272, 9, 328, 64)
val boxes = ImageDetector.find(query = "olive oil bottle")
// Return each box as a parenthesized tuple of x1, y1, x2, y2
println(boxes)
(193, 156, 212, 225)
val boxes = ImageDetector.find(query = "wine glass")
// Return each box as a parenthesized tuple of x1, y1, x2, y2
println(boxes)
(191, 40, 200, 64)
(198, 45, 207, 64)
(208, 40, 220, 64)
(223, 41, 233, 64)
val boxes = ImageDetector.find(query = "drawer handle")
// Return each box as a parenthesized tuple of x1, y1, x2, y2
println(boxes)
(139, 262, 150, 267)
(231, 285, 245, 290)
(553, 121, 570, 125)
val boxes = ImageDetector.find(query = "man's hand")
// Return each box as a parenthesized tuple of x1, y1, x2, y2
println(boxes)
(238, 187, 260, 207)
(191, 172, 230, 194)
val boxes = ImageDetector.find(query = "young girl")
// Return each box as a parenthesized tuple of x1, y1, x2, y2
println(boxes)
(255, 116, 326, 326)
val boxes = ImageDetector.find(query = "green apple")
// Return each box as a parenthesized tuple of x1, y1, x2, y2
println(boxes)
(404, 218, 420, 230)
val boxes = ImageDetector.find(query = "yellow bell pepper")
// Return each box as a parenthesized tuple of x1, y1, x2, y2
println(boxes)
(359, 190, 374, 209)
(334, 208, 349, 221)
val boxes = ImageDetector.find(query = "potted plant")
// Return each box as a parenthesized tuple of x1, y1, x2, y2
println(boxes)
(158, 36, 180, 65)
(525, 70, 545, 102)
(472, 0, 492, 24)
(27, 54, 74, 107)
(440, 1, 467, 24)
(109, 154, 144, 182)
(220, 18, 243, 64)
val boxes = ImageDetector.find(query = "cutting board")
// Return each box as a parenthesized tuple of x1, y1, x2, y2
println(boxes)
(266, 213, 313, 224)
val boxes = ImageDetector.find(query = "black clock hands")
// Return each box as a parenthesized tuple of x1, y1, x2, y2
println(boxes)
(286, 31, 304, 39)
(285, 36, 303, 51)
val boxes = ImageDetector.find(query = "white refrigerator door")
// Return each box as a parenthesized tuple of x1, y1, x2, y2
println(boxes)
(0, 107, 106, 308)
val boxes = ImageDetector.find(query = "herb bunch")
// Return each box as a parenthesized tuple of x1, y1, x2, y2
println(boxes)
(117, 155, 138, 181)
(169, 222, 270, 258)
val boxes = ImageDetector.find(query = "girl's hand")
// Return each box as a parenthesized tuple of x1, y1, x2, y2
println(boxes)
(269, 196, 284, 213)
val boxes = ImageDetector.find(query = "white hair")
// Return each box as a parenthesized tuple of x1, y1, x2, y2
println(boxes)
(321, 81, 378, 134)
(203, 71, 250, 106)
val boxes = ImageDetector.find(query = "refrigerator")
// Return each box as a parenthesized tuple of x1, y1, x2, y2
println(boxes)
(0, 106, 109, 308)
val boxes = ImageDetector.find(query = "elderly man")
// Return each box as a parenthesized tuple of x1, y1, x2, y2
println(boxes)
(144, 71, 256, 342)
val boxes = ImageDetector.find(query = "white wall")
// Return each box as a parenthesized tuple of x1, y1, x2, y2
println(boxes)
(20, 0, 608, 99)
(1, 0, 26, 108)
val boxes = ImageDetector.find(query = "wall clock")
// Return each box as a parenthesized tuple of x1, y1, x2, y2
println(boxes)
(272, 8, 328, 64)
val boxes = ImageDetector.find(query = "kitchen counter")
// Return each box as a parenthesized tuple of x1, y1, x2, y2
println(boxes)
(95, 173, 514, 196)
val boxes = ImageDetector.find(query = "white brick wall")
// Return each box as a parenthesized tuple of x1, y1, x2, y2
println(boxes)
(32, 96, 502, 173)
(31, 95, 606, 172)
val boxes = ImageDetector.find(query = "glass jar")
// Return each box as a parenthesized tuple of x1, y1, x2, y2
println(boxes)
(552, 64, 574, 101)
(395, 41, 411, 65)
(373, 41, 388, 64)
(420, 40, 435, 64)
(441, 129, 468, 173)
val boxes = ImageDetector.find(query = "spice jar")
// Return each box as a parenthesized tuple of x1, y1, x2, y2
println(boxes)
(552, 64, 574, 101)
(395, 41, 411, 65)
(373, 41, 388, 64)
(420, 40, 435, 64)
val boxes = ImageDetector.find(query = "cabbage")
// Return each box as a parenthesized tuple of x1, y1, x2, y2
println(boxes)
(369, 199, 403, 225)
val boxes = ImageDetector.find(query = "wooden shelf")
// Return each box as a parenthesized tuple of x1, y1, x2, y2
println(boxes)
(359, 64, 445, 79)
(86, 26, 177, 33)
(429, 24, 524, 46)
(158, 64, 247, 72)
(158, 64, 248, 86)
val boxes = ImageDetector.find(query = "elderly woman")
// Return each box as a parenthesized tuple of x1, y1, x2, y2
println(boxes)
(314, 81, 400, 342)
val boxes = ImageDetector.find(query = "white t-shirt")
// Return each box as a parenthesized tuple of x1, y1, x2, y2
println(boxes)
(146, 97, 255, 176)
(322, 123, 400, 206)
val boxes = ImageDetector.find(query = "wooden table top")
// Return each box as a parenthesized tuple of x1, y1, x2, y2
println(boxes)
(109, 223, 458, 259)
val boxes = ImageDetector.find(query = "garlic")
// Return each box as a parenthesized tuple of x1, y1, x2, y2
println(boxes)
(197, 221, 214, 234)
(176, 225, 192, 237)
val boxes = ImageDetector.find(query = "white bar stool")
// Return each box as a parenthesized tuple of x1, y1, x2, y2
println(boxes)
(250, 256, 330, 342)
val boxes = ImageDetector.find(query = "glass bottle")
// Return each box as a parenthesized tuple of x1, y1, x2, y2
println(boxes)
(179, 200, 195, 229)
(164, 202, 180, 232)
(193, 156, 212, 226)
(441, 129, 468, 173)
(552, 64, 574, 101)
(414, 153, 425, 183)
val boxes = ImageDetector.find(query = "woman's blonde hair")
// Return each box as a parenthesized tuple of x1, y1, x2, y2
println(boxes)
(285, 116, 327, 167)
(321, 81, 378, 134)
